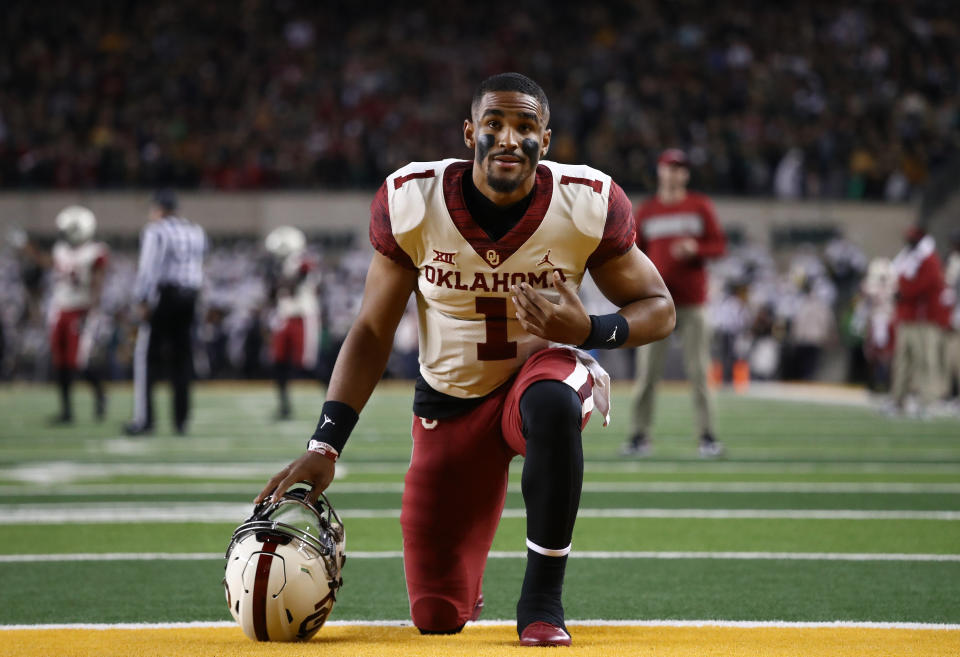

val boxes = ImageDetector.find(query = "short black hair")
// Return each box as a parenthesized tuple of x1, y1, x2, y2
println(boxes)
(471, 72, 550, 123)
(151, 188, 178, 213)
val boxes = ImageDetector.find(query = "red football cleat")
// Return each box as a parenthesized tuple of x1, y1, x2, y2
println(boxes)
(519, 621, 572, 647)
(470, 594, 485, 622)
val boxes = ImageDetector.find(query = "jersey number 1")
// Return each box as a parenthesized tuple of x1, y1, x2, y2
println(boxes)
(476, 297, 517, 361)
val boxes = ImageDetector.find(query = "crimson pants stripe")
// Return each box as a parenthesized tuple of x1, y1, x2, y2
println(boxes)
(252, 542, 278, 641)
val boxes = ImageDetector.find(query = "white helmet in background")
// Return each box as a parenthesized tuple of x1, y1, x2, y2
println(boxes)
(265, 226, 306, 259)
(56, 206, 97, 245)
(224, 488, 345, 642)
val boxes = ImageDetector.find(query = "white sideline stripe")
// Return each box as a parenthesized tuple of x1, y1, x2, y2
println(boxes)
(0, 462, 300, 485)
(5, 460, 960, 485)
(581, 462, 960, 474)
(2, 619, 959, 631)
(4, 481, 960, 496)
(1, 504, 959, 524)
(2, 551, 958, 563)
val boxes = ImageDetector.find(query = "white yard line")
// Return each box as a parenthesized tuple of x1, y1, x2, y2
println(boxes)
(582, 461, 960, 474)
(1, 619, 959, 631)
(2, 550, 958, 563)
(1, 503, 959, 524)
(4, 460, 960, 486)
(2, 481, 960, 496)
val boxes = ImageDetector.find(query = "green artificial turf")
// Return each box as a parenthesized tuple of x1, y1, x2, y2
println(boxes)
(1, 382, 958, 626)
(2, 558, 958, 625)
(2, 516, 959, 555)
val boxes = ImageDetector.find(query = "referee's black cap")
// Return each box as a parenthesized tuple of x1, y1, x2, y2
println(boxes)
(151, 188, 178, 213)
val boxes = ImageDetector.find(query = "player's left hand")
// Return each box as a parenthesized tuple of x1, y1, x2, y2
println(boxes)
(512, 271, 591, 345)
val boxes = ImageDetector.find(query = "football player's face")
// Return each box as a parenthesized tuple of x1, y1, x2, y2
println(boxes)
(465, 91, 551, 196)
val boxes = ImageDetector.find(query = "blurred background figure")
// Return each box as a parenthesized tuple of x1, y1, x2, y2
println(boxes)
(942, 230, 960, 407)
(14, 207, 109, 423)
(625, 149, 726, 458)
(888, 226, 945, 417)
(264, 226, 321, 420)
(125, 190, 207, 435)
(712, 279, 754, 387)
(783, 276, 835, 380)
(858, 258, 898, 394)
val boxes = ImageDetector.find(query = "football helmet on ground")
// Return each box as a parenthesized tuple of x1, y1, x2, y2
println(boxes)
(265, 226, 307, 259)
(55, 206, 97, 245)
(224, 487, 345, 642)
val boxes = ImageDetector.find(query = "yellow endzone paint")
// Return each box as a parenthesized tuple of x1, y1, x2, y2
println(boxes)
(3, 625, 959, 657)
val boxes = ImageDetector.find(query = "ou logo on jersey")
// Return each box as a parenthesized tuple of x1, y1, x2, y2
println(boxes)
(485, 250, 500, 266)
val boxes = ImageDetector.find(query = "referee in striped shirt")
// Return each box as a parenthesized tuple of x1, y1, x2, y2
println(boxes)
(124, 190, 207, 436)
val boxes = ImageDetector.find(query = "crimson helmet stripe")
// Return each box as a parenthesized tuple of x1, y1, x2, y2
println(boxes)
(251, 541, 279, 641)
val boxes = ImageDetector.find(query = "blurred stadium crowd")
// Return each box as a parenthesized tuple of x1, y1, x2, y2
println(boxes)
(1, 0, 958, 198)
(5, 233, 956, 403)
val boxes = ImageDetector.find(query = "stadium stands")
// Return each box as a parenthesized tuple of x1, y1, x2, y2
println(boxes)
(1, 0, 957, 197)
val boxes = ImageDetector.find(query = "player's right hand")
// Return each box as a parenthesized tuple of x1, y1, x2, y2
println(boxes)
(255, 452, 336, 506)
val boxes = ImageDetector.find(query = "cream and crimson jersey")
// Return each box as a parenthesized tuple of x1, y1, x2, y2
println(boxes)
(50, 240, 109, 312)
(370, 159, 635, 399)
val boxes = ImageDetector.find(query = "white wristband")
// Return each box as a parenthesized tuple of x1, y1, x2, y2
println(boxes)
(307, 440, 339, 461)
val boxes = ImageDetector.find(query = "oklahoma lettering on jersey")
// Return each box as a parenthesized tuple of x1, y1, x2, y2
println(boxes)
(51, 240, 109, 312)
(371, 159, 635, 398)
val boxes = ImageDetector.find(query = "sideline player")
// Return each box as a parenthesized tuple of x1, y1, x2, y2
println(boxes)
(256, 73, 675, 646)
(623, 149, 726, 457)
(264, 226, 321, 420)
(19, 206, 109, 423)
(889, 226, 945, 416)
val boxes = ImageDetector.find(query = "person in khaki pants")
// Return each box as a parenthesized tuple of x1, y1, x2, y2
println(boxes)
(624, 150, 726, 457)
(889, 226, 946, 417)
(941, 231, 960, 404)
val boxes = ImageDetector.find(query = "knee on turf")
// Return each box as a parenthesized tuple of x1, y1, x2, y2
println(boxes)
(412, 596, 466, 635)
(519, 380, 582, 439)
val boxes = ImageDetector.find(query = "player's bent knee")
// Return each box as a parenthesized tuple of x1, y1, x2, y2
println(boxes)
(520, 380, 582, 438)
(412, 596, 466, 634)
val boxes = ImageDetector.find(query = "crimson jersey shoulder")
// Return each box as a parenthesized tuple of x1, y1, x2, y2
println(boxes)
(386, 159, 464, 233)
(370, 160, 460, 271)
(586, 180, 636, 269)
(369, 181, 415, 270)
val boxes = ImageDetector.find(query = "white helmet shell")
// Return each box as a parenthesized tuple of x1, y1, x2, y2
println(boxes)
(265, 226, 306, 259)
(224, 489, 345, 642)
(56, 206, 96, 245)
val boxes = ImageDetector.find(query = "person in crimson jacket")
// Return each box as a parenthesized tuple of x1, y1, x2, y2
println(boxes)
(623, 149, 726, 457)
(889, 226, 946, 415)
(943, 231, 960, 403)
